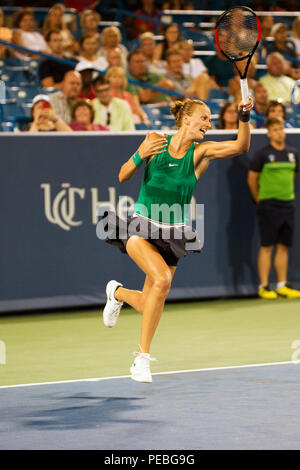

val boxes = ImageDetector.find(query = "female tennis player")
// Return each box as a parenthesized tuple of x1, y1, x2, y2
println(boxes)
(102, 95, 253, 383)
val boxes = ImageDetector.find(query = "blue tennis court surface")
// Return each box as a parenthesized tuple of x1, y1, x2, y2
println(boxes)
(0, 362, 299, 450)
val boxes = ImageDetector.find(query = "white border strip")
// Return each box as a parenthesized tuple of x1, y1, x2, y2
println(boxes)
(164, 10, 300, 17)
(0, 360, 296, 390)
(1, 129, 300, 137)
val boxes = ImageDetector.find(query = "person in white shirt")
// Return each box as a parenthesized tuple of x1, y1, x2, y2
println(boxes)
(76, 34, 107, 73)
(178, 39, 207, 79)
(12, 7, 49, 59)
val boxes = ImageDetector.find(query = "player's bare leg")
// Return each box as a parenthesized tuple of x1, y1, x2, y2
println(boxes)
(125, 236, 176, 382)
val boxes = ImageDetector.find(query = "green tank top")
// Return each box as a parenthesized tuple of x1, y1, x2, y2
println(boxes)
(134, 135, 197, 223)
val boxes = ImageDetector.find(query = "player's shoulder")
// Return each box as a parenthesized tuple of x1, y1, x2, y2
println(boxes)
(147, 132, 169, 141)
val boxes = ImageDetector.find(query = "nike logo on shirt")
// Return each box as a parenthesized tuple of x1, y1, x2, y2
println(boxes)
(169, 163, 179, 167)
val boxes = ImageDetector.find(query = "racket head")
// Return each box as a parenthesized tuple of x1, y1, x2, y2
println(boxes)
(215, 6, 261, 78)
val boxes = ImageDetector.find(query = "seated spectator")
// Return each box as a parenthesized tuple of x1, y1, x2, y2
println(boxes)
(39, 30, 76, 89)
(92, 75, 135, 131)
(12, 8, 49, 59)
(126, 49, 173, 104)
(260, 16, 275, 40)
(205, 41, 236, 90)
(79, 9, 101, 50)
(49, 70, 82, 123)
(42, 3, 77, 55)
(134, 0, 162, 38)
(76, 34, 107, 73)
(106, 47, 123, 70)
(164, 48, 216, 101)
(265, 100, 293, 128)
(0, 8, 12, 58)
(23, 94, 72, 132)
(99, 26, 128, 70)
(291, 16, 300, 58)
(250, 82, 269, 129)
(263, 23, 299, 79)
(219, 102, 239, 129)
(228, 55, 258, 103)
(178, 39, 208, 79)
(153, 23, 181, 63)
(259, 52, 295, 104)
(139, 32, 166, 74)
(106, 66, 149, 125)
(70, 99, 109, 131)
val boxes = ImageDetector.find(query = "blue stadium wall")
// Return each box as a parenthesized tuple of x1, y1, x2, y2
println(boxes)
(0, 130, 300, 313)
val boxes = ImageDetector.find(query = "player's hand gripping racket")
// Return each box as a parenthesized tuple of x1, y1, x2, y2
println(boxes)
(215, 6, 261, 106)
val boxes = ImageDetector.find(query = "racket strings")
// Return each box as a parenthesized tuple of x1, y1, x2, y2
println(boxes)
(216, 8, 259, 60)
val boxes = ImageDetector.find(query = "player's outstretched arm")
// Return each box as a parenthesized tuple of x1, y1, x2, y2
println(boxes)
(198, 96, 253, 161)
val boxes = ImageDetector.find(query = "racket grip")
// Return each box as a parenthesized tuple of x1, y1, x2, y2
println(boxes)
(240, 78, 249, 105)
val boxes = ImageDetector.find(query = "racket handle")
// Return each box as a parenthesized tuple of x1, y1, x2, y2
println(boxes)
(240, 78, 249, 105)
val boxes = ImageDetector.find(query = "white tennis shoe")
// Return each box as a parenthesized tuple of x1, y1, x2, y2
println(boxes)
(130, 351, 156, 383)
(103, 280, 123, 328)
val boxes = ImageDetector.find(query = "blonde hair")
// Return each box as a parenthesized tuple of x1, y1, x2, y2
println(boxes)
(139, 32, 155, 43)
(170, 99, 206, 128)
(42, 6, 64, 35)
(101, 26, 121, 45)
(178, 39, 193, 50)
(80, 9, 101, 31)
(106, 66, 127, 88)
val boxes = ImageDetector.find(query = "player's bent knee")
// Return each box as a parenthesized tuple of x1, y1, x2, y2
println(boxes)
(153, 271, 172, 296)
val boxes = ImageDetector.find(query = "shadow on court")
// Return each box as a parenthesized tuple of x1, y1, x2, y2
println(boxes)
(0, 363, 300, 450)
(23, 395, 158, 431)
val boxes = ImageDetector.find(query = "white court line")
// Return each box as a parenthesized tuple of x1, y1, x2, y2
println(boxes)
(0, 360, 298, 390)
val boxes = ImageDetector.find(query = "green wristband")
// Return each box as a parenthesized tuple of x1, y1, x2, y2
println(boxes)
(132, 150, 144, 167)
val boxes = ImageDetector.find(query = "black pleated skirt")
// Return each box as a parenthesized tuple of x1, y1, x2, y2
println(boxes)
(99, 211, 202, 266)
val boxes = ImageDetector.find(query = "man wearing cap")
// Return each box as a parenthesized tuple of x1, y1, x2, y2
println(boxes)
(49, 70, 82, 123)
(263, 23, 299, 80)
(23, 94, 72, 132)
(39, 30, 77, 89)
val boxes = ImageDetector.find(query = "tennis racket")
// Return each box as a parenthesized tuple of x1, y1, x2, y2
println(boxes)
(215, 6, 261, 105)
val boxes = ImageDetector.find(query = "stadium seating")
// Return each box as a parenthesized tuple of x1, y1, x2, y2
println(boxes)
(0, 6, 300, 132)
(142, 105, 176, 130)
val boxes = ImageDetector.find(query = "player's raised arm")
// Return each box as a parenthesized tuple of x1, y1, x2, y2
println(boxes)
(199, 96, 253, 161)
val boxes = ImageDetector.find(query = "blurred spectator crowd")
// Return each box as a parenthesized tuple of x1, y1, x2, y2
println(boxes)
(0, 0, 300, 132)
